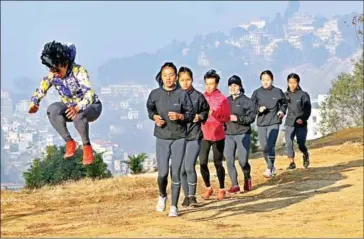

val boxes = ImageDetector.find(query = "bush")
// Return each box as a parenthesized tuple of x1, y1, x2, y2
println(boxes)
(23, 145, 112, 189)
(319, 57, 363, 135)
(126, 153, 148, 174)
(250, 128, 259, 153)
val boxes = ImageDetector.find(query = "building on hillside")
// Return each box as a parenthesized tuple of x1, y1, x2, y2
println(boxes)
(120, 100, 130, 109)
(128, 109, 139, 120)
(15, 100, 29, 115)
(263, 39, 283, 60)
(1, 91, 13, 119)
(306, 94, 328, 140)
(314, 19, 343, 55)
(285, 13, 315, 37)
(239, 19, 266, 30)
(143, 153, 157, 172)
(314, 19, 342, 41)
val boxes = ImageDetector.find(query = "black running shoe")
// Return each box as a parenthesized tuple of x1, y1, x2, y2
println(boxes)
(189, 196, 198, 207)
(182, 197, 190, 207)
(303, 153, 310, 169)
(287, 162, 296, 170)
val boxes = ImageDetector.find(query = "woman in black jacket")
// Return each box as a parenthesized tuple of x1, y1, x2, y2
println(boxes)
(178, 66, 210, 207)
(284, 73, 312, 170)
(146, 62, 194, 217)
(224, 75, 256, 193)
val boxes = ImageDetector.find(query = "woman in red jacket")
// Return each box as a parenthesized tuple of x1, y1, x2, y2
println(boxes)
(199, 70, 231, 200)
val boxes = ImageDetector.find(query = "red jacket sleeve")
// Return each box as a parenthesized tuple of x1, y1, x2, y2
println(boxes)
(212, 97, 231, 123)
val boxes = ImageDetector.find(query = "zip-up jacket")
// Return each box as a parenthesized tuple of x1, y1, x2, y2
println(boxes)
(185, 88, 210, 141)
(146, 85, 194, 140)
(30, 64, 100, 111)
(225, 93, 256, 135)
(251, 86, 288, 127)
(202, 89, 231, 141)
(285, 88, 311, 127)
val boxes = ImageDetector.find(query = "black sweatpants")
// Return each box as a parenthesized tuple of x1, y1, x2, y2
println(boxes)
(199, 139, 226, 189)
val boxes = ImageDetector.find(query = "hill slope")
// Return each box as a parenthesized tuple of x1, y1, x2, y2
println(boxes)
(1, 132, 363, 238)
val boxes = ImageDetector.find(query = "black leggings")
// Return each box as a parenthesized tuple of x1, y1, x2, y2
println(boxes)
(199, 139, 225, 189)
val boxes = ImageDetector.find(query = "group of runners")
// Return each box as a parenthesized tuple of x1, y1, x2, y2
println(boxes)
(28, 41, 311, 218)
(146, 62, 312, 217)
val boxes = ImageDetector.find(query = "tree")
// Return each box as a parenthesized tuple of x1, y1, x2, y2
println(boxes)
(23, 145, 112, 189)
(319, 57, 363, 135)
(127, 153, 148, 174)
(351, 13, 364, 45)
(250, 128, 259, 153)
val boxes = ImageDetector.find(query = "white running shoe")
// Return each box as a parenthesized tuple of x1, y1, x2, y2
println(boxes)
(272, 166, 277, 176)
(263, 168, 272, 178)
(168, 206, 179, 217)
(156, 196, 167, 212)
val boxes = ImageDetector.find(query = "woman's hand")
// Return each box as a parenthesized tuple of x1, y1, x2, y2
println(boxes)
(65, 106, 79, 120)
(230, 115, 238, 122)
(168, 112, 184, 121)
(28, 103, 39, 114)
(153, 115, 166, 127)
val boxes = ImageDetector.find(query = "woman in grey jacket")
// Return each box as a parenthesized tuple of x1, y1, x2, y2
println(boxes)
(284, 73, 312, 170)
(251, 70, 288, 178)
(178, 66, 210, 207)
(224, 75, 256, 193)
(146, 62, 194, 217)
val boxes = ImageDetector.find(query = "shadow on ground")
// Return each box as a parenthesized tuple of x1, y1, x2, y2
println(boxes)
(180, 159, 363, 221)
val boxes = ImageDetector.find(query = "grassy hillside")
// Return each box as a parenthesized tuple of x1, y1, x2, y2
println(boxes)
(251, 127, 363, 159)
(1, 128, 363, 238)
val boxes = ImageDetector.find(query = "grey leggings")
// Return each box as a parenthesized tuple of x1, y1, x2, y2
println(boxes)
(156, 138, 186, 207)
(258, 124, 280, 170)
(285, 125, 308, 158)
(181, 139, 201, 197)
(224, 134, 251, 186)
(47, 101, 102, 145)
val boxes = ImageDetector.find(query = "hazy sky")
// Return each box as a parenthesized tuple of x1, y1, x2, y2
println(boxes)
(1, 1, 362, 87)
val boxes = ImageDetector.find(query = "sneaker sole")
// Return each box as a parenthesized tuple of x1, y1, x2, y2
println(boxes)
(156, 207, 166, 212)
(227, 190, 241, 194)
(64, 153, 76, 159)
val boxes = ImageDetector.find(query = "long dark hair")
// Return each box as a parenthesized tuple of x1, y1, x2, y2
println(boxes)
(287, 73, 302, 92)
(178, 66, 193, 81)
(155, 62, 178, 87)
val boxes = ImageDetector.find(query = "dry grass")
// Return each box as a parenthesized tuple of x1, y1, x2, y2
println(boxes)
(1, 141, 363, 238)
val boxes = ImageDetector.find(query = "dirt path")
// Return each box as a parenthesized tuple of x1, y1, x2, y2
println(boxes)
(1, 142, 363, 238)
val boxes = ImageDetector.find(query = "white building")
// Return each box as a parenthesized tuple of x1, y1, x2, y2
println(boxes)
(263, 39, 283, 59)
(15, 100, 29, 115)
(142, 154, 157, 172)
(306, 94, 327, 140)
(1, 91, 13, 119)
(285, 13, 315, 37)
(120, 101, 130, 109)
(128, 109, 139, 120)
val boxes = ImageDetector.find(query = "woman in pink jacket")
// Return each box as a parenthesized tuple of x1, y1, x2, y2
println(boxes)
(199, 70, 231, 200)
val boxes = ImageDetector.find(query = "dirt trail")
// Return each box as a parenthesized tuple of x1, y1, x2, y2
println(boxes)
(1, 142, 363, 238)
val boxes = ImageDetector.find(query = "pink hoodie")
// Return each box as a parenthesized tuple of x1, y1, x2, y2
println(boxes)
(202, 89, 231, 141)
